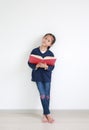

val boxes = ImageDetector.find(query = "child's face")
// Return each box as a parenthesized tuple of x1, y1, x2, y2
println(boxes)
(42, 35, 53, 48)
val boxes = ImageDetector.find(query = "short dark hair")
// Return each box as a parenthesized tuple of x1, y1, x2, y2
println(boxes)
(43, 33, 56, 49)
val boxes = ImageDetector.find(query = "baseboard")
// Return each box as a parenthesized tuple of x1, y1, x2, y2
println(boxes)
(0, 109, 89, 113)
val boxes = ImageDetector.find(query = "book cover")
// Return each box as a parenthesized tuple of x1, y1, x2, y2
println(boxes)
(29, 54, 56, 65)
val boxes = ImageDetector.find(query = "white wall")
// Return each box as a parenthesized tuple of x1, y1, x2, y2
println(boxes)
(0, 0, 89, 110)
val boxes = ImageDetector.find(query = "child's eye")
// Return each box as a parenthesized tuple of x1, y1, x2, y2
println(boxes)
(45, 37, 50, 42)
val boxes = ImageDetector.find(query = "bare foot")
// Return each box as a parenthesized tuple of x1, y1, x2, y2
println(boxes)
(42, 115, 48, 123)
(46, 114, 55, 123)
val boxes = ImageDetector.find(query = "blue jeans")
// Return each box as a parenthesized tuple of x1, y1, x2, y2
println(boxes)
(36, 82, 51, 115)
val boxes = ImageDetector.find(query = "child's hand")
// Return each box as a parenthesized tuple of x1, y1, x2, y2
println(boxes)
(36, 63, 41, 69)
(43, 63, 48, 70)
(39, 63, 48, 70)
(36, 63, 48, 70)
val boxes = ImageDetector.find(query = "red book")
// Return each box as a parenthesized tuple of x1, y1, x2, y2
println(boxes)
(29, 54, 56, 65)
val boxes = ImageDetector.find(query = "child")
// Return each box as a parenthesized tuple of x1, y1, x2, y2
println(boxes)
(28, 33, 56, 123)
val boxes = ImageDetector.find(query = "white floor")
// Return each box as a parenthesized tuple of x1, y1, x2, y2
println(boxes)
(0, 110, 89, 130)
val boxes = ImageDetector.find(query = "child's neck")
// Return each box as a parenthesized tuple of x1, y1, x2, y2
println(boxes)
(40, 45, 48, 52)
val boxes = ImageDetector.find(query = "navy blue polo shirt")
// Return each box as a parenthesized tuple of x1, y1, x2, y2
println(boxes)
(28, 47, 55, 82)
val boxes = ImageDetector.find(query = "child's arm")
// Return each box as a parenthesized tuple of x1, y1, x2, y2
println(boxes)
(37, 63, 54, 71)
(47, 65, 55, 71)
(28, 49, 37, 70)
(28, 61, 36, 70)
